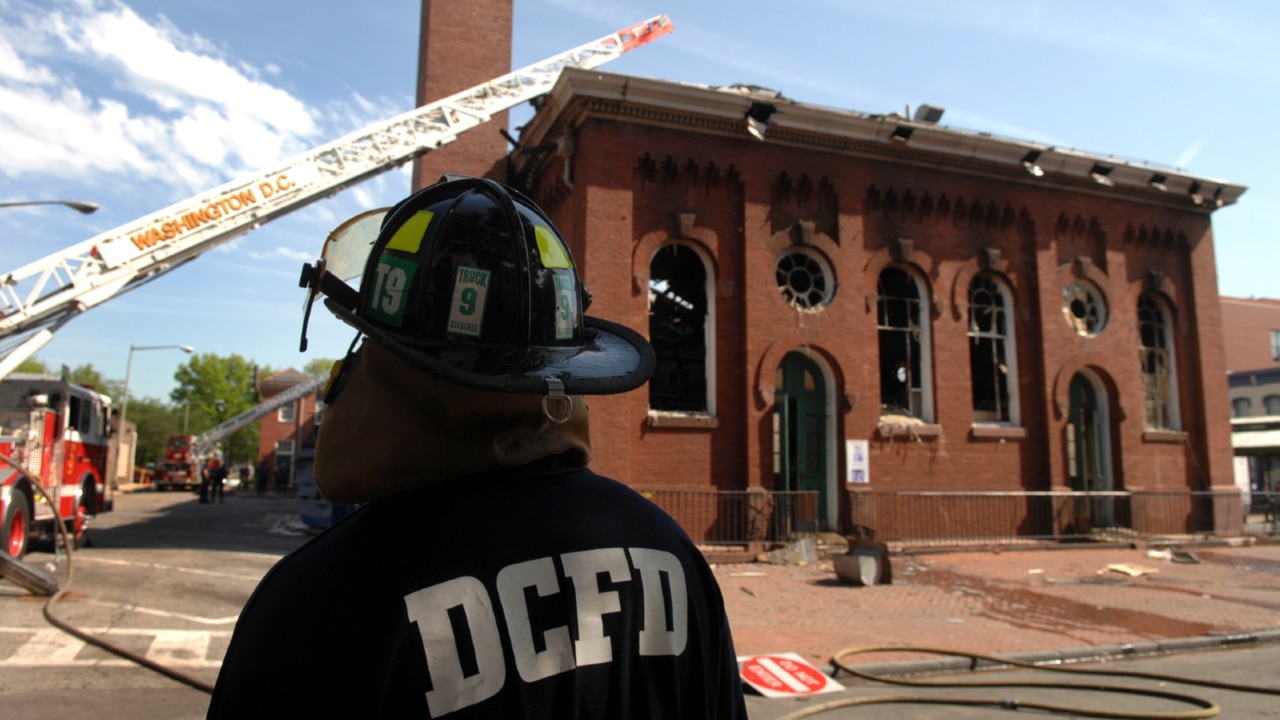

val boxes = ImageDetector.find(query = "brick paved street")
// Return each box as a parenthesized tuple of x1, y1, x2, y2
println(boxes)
(715, 541, 1280, 670)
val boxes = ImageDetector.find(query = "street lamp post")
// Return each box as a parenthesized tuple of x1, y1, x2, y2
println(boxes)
(119, 344, 194, 483)
(0, 199, 99, 214)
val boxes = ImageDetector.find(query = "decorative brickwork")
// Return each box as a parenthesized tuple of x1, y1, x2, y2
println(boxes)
(505, 71, 1237, 540)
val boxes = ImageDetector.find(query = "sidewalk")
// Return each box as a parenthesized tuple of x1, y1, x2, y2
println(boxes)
(716, 539, 1280, 677)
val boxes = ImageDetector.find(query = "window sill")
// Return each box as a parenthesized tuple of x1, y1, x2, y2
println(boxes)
(647, 411, 719, 429)
(1143, 429, 1187, 444)
(877, 418, 941, 439)
(970, 425, 1027, 440)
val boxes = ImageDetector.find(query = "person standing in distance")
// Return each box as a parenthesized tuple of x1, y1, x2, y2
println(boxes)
(207, 176, 747, 719)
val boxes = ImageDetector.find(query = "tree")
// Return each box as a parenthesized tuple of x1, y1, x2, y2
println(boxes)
(11, 358, 123, 398)
(129, 398, 182, 467)
(66, 363, 125, 398)
(14, 357, 48, 374)
(303, 357, 337, 379)
(171, 353, 268, 466)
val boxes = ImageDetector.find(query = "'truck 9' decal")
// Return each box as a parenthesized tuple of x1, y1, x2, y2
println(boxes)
(368, 254, 417, 327)
(448, 266, 491, 337)
(553, 272, 575, 340)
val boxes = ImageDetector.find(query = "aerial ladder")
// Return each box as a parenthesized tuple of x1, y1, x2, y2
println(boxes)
(190, 374, 327, 458)
(0, 15, 673, 378)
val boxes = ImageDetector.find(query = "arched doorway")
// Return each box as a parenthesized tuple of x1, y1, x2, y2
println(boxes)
(1066, 371, 1116, 529)
(774, 352, 832, 532)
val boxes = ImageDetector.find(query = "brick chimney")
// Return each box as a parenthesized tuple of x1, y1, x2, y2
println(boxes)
(411, 0, 513, 190)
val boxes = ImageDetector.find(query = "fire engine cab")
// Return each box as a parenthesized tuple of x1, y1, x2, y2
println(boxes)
(154, 435, 202, 492)
(0, 373, 113, 559)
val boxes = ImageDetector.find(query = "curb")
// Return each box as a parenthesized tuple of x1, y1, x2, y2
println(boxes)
(827, 627, 1280, 680)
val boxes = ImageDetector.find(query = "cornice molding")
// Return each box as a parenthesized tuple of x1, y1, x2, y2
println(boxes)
(516, 68, 1245, 216)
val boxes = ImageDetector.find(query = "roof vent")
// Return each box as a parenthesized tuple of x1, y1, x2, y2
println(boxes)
(912, 104, 945, 123)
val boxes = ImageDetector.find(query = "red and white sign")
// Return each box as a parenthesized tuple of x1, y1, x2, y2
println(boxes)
(737, 652, 845, 698)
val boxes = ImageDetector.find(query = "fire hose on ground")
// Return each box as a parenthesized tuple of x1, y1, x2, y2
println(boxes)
(0, 452, 215, 694)
(772, 644, 1280, 719)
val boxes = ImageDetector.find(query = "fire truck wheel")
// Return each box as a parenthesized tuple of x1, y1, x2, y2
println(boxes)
(3, 488, 32, 559)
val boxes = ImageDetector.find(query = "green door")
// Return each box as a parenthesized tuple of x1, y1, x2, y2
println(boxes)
(1067, 373, 1113, 527)
(775, 353, 827, 528)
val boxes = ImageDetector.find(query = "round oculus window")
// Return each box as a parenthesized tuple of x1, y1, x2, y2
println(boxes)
(776, 249, 834, 312)
(1062, 279, 1107, 336)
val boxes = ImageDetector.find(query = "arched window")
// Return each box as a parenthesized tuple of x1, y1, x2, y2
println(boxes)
(877, 266, 933, 420)
(968, 274, 1019, 425)
(1264, 395, 1280, 416)
(1138, 292, 1180, 430)
(649, 244, 713, 413)
(1232, 397, 1252, 418)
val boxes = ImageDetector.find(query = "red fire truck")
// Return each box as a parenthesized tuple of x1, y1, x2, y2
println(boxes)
(153, 435, 202, 492)
(0, 373, 113, 559)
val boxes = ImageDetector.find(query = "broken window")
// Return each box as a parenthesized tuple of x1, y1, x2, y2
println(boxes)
(969, 274, 1017, 424)
(649, 244, 708, 412)
(1138, 292, 1179, 430)
(1062, 279, 1107, 336)
(877, 266, 930, 419)
(776, 248, 834, 312)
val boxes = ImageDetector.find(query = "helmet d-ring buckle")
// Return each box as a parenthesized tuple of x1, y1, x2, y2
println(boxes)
(542, 377, 573, 424)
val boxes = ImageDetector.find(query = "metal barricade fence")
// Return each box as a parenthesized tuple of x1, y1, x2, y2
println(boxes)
(847, 489, 1249, 545)
(634, 488, 1261, 547)
(636, 489, 818, 546)
(1245, 490, 1280, 536)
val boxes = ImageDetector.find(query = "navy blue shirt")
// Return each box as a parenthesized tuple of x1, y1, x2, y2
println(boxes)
(208, 456, 746, 719)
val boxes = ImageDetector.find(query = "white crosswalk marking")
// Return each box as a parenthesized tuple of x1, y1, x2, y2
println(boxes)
(0, 627, 228, 668)
(146, 630, 214, 666)
(8, 628, 85, 665)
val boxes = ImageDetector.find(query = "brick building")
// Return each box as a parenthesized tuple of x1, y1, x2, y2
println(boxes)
(1221, 296, 1280, 376)
(1220, 296, 1280, 499)
(405, 1, 1247, 543)
(256, 368, 319, 489)
(502, 69, 1245, 542)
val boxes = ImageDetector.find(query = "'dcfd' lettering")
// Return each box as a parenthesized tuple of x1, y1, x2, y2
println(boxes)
(404, 577, 506, 717)
(405, 547, 688, 716)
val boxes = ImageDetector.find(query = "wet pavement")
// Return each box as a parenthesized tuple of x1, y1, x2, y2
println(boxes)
(717, 540, 1280, 672)
(720, 540, 1280, 717)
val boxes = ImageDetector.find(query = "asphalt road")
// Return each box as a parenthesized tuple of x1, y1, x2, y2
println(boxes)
(2, 489, 1279, 719)
(0, 487, 311, 720)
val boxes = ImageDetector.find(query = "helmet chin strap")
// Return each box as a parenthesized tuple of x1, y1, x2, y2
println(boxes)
(541, 377, 573, 424)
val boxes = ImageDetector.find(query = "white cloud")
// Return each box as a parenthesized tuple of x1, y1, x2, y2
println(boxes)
(246, 246, 312, 262)
(0, 0, 326, 191)
(0, 34, 54, 83)
(68, 4, 315, 135)
(0, 83, 189, 177)
(1176, 140, 1207, 171)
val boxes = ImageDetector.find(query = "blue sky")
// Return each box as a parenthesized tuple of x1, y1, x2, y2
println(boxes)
(1, 0, 1277, 401)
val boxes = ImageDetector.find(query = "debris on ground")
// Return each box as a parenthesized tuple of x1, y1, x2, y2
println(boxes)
(1105, 563, 1159, 577)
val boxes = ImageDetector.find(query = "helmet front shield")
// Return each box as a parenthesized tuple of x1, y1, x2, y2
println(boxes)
(297, 208, 388, 351)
